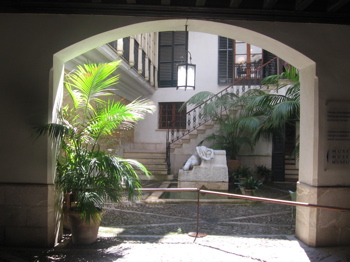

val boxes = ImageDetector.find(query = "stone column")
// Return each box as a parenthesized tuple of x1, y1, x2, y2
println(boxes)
(296, 74, 350, 247)
(296, 183, 350, 247)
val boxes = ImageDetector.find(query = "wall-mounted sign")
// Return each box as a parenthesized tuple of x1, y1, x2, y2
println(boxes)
(326, 101, 350, 169)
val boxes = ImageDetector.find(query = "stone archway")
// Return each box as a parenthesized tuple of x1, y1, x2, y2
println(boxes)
(53, 19, 319, 246)
(53, 18, 317, 186)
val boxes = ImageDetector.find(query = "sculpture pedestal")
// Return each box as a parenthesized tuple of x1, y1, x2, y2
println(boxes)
(178, 150, 228, 190)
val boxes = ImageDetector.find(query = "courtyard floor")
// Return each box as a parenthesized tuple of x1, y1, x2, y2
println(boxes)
(1, 181, 349, 261)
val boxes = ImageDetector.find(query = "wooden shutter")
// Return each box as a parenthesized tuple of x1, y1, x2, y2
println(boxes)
(263, 50, 277, 78)
(133, 40, 139, 71)
(158, 31, 186, 87)
(218, 36, 233, 84)
(123, 37, 130, 62)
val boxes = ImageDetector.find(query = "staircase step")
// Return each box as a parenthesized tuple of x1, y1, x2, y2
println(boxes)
(139, 169, 168, 178)
(285, 156, 296, 160)
(285, 174, 298, 182)
(189, 133, 198, 139)
(284, 160, 296, 166)
(130, 158, 166, 164)
(123, 149, 168, 180)
(173, 142, 183, 148)
(285, 164, 297, 169)
(143, 163, 167, 169)
(285, 169, 299, 175)
(196, 127, 206, 134)
(124, 151, 166, 158)
(181, 135, 191, 143)
(138, 174, 173, 181)
(204, 123, 215, 129)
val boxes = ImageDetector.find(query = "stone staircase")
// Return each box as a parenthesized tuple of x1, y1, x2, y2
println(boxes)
(284, 157, 299, 182)
(170, 121, 216, 153)
(123, 150, 172, 181)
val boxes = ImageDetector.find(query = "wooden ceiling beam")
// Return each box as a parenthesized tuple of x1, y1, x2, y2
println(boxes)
(295, 0, 314, 11)
(161, 0, 171, 5)
(2, 1, 350, 25)
(263, 0, 279, 9)
(230, 0, 243, 8)
(196, 0, 206, 7)
(328, 0, 350, 12)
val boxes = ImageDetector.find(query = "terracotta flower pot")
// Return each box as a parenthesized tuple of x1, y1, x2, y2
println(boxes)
(227, 159, 241, 171)
(243, 189, 254, 196)
(68, 211, 101, 245)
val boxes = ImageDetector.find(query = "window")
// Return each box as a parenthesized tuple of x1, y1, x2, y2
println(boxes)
(159, 102, 186, 129)
(219, 37, 281, 86)
(158, 31, 187, 87)
(218, 36, 233, 84)
(234, 41, 263, 84)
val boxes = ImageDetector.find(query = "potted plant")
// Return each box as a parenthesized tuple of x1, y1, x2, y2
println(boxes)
(229, 166, 252, 190)
(231, 166, 252, 182)
(255, 165, 273, 183)
(204, 115, 253, 171)
(239, 176, 263, 195)
(35, 61, 155, 245)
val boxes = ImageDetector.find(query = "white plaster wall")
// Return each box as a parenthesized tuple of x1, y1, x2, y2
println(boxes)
(134, 31, 222, 145)
(134, 33, 291, 156)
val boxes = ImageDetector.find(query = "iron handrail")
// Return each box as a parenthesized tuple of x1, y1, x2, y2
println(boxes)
(140, 187, 350, 212)
(139, 187, 350, 241)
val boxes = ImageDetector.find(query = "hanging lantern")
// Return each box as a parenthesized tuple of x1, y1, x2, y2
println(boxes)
(176, 24, 196, 91)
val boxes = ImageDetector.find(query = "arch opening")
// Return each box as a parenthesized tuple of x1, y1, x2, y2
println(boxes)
(52, 19, 318, 246)
(53, 18, 316, 183)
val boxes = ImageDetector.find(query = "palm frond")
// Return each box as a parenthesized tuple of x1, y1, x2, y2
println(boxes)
(65, 61, 121, 113)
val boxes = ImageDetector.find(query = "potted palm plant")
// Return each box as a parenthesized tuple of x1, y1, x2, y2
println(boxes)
(204, 115, 253, 171)
(36, 61, 155, 245)
(255, 165, 273, 183)
(231, 166, 252, 182)
(239, 176, 263, 196)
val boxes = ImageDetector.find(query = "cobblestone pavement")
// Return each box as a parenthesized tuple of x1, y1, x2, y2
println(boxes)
(1, 182, 349, 261)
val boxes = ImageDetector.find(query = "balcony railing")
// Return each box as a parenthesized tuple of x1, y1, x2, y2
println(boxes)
(234, 61, 263, 86)
(108, 38, 157, 88)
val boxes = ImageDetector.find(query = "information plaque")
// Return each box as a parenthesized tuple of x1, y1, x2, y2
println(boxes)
(326, 101, 350, 169)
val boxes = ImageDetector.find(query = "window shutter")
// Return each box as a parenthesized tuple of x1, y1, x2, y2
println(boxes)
(218, 36, 233, 84)
(133, 40, 139, 71)
(263, 50, 277, 77)
(158, 31, 187, 87)
(109, 40, 117, 50)
(142, 50, 146, 78)
(123, 37, 130, 62)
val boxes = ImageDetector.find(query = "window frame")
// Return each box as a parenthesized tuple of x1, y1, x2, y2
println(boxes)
(158, 31, 187, 88)
(158, 102, 186, 130)
(218, 36, 234, 85)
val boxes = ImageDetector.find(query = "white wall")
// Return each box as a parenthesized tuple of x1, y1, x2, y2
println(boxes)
(134, 32, 224, 145)
(134, 31, 277, 164)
